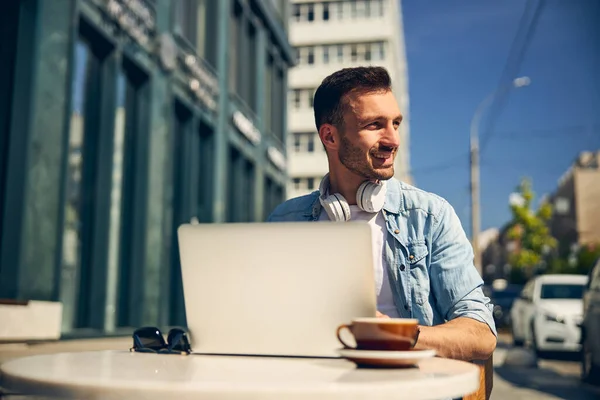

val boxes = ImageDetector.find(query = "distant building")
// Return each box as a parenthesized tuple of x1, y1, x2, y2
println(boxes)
(0, 0, 294, 336)
(548, 151, 600, 256)
(285, 0, 412, 199)
(481, 225, 514, 284)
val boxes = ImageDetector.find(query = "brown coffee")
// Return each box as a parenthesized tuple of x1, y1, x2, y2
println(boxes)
(336, 317, 419, 351)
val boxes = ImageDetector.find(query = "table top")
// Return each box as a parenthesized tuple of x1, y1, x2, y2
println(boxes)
(0, 350, 480, 400)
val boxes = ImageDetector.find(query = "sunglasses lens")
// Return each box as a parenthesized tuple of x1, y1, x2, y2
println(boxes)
(167, 328, 192, 353)
(133, 327, 166, 351)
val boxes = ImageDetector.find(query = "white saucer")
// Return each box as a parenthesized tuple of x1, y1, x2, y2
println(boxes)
(337, 348, 436, 368)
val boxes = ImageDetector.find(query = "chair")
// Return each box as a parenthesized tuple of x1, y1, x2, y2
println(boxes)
(463, 354, 493, 400)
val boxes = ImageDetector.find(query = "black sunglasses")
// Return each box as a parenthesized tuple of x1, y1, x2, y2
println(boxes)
(130, 326, 192, 355)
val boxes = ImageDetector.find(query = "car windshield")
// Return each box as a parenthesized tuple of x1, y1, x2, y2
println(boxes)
(540, 283, 584, 300)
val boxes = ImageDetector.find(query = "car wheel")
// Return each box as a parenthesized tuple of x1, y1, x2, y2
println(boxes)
(581, 332, 600, 385)
(511, 323, 524, 346)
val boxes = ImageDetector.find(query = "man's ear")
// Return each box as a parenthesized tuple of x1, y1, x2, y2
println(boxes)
(318, 124, 338, 152)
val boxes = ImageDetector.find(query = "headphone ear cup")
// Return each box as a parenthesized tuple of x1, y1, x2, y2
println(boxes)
(322, 193, 351, 222)
(356, 181, 386, 213)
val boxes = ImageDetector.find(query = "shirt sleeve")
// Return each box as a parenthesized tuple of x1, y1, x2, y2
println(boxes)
(429, 201, 497, 336)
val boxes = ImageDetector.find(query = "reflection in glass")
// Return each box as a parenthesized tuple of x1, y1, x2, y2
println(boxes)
(61, 40, 90, 330)
(105, 71, 126, 330)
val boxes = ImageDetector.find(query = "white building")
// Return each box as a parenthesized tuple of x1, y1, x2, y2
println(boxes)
(286, 0, 411, 199)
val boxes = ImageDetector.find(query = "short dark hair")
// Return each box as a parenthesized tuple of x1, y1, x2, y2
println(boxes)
(313, 66, 392, 131)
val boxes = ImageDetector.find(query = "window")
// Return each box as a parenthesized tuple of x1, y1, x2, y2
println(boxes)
(307, 4, 315, 21)
(322, 45, 330, 64)
(307, 178, 315, 191)
(337, 44, 344, 63)
(307, 46, 315, 65)
(113, 61, 149, 328)
(335, 2, 344, 19)
(365, 0, 371, 17)
(228, 5, 240, 93)
(174, 1, 217, 67)
(292, 132, 319, 153)
(307, 134, 315, 152)
(63, 39, 94, 328)
(356, 0, 366, 17)
(263, 177, 282, 221)
(227, 149, 255, 222)
(273, 67, 284, 141)
(351, 44, 358, 62)
(197, 125, 214, 223)
(365, 43, 372, 61)
(376, 42, 385, 60)
(175, 0, 197, 47)
(292, 4, 301, 22)
(229, 5, 259, 113)
(351, 1, 358, 18)
(308, 90, 314, 108)
(323, 2, 330, 20)
(293, 89, 301, 109)
(246, 21, 258, 110)
(264, 55, 273, 133)
(62, 34, 149, 330)
(293, 178, 301, 190)
(374, 0, 384, 17)
(540, 284, 585, 300)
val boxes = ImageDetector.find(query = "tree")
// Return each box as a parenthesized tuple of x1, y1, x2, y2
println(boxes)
(505, 178, 557, 282)
(576, 243, 600, 275)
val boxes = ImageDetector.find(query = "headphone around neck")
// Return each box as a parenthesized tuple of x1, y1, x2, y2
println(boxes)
(318, 173, 387, 222)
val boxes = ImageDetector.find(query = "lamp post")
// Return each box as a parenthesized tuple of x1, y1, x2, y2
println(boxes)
(471, 76, 531, 276)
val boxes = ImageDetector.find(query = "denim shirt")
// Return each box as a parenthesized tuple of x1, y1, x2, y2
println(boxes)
(267, 178, 497, 336)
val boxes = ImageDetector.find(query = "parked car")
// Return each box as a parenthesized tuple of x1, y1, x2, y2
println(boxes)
(510, 274, 587, 354)
(581, 257, 600, 384)
(490, 284, 523, 328)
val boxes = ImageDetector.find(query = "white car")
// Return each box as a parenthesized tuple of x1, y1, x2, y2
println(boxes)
(510, 274, 587, 353)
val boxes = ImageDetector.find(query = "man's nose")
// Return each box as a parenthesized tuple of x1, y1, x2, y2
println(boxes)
(381, 122, 400, 148)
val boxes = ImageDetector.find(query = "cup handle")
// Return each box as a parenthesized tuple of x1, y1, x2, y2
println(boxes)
(336, 324, 355, 349)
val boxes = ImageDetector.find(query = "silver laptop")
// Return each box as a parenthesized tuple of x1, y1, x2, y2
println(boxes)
(177, 221, 377, 357)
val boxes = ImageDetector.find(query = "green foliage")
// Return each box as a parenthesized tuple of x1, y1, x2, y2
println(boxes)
(576, 243, 600, 275)
(506, 178, 557, 281)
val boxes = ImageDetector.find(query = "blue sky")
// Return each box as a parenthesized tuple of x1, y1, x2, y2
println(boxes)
(402, 0, 600, 234)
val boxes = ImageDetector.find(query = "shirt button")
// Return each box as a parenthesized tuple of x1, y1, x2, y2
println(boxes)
(394, 229, 400, 234)
(400, 264, 406, 271)
(409, 255, 415, 260)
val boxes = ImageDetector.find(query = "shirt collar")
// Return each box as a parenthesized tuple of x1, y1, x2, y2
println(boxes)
(302, 179, 404, 218)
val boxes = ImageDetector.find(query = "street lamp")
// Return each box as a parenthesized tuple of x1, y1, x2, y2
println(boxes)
(470, 76, 531, 276)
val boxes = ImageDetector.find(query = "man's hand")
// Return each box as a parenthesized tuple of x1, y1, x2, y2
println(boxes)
(376, 311, 390, 318)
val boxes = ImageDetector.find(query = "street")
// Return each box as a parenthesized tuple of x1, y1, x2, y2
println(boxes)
(492, 333, 600, 399)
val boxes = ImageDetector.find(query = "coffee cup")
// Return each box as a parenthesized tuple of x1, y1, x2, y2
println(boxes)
(336, 317, 419, 351)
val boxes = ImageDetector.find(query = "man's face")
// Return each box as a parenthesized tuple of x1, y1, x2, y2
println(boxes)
(337, 90, 402, 181)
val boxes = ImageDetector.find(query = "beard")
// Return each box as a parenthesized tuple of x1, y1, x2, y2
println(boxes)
(338, 133, 396, 180)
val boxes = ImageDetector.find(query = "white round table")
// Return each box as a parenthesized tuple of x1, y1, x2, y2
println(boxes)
(0, 350, 479, 399)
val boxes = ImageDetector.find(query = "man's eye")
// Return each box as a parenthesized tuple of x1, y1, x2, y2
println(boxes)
(366, 122, 380, 129)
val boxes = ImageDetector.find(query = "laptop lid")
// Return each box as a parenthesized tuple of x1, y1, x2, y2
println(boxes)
(177, 222, 377, 358)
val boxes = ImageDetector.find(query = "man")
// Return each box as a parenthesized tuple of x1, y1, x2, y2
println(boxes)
(268, 66, 496, 361)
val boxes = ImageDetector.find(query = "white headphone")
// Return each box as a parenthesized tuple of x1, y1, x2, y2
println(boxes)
(318, 173, 387, 222)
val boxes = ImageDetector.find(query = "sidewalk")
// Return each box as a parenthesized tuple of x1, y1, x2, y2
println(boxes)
(0, 337, 131, 364)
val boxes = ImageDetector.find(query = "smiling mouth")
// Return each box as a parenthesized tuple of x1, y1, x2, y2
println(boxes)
(372, 153, 393, 159)
(371, 146, 396, 160)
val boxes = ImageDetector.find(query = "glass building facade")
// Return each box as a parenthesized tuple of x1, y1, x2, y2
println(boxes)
(0, 0, 293, 336)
